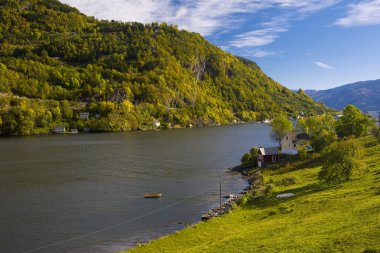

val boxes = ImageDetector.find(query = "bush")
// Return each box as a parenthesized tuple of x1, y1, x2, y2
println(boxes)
(238, 192, 254, 206)
(276, 177, 297, 186)
(241, 153, 252, 164)
(298, 147, 308, 160)
(263, 184, 274, 196)
(240, 146, 258, 167)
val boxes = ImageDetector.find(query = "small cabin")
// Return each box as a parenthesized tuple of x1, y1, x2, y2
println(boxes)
(257, 147, 279, 168)
(53, 126, 66, 134)
(153, 120, 161, 128)
(79, 112, 90, 120)
(70, 129, 78, 134)
(281, 133, 311, 155)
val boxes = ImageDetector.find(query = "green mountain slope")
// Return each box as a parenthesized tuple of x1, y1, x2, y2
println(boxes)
(0, 0, 323, 136)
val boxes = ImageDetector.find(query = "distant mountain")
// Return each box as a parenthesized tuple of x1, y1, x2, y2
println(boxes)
(306, 79, 380, 111)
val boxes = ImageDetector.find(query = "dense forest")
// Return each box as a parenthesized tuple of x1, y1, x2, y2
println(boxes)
(0, 0, 325, 136)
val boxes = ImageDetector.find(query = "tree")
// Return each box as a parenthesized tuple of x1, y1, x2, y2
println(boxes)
(0, 0, 324, 136)
(271, 115, 293, 145)
(241, 147, 258, 167)
(371, 125, 380, 143)
(336, 105, 370, 138)
(297, 114, 337, 151)
(318, 138, 365, 184)
(60, 100, 73, 119)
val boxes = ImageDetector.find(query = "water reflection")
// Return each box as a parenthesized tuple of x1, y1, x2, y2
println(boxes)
(0, 124, 276, 253)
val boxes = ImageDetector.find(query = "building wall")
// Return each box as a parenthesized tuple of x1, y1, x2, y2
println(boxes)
(282, 148, 298, 155)
(281, 135, 297, 151)
(258, 154, 278, 167)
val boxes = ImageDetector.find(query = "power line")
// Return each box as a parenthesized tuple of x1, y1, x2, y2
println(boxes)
(22, 185, 216, 253)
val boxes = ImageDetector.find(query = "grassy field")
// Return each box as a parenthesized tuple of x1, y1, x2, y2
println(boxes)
(126, 137, 380, 253)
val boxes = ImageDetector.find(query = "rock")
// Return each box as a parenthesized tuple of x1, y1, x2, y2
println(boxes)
(276, 193, 295, 198)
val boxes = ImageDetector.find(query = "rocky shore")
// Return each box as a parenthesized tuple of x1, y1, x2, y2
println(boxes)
(201, 193, 241, 221)
(201, 165, 262, 221)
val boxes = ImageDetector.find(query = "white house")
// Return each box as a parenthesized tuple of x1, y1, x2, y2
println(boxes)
(53, 126, 66, 134)
(153, 120, 161, 128)
(79, 112, 90, 120)
(281, 133, 310, 155)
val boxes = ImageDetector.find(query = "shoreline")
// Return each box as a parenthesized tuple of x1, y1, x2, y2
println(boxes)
(200, 165, 257, 221)
(0, 121, 274, 138)
(127, 165, 256, 251)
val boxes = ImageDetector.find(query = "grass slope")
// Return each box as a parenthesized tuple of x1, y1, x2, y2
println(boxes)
(127, 137, 380, 253)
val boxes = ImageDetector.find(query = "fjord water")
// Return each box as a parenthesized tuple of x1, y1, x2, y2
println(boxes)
(0, 124, 276, 253)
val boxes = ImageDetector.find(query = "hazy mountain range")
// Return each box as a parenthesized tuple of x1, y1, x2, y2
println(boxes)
(305, 79, 380, 112)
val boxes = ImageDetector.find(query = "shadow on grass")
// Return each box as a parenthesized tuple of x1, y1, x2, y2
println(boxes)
(264, 157, 322, 176)
(242, 182, 336, 210)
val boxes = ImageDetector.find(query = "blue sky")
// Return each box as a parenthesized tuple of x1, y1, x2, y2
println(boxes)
(60, 0, 380, 90)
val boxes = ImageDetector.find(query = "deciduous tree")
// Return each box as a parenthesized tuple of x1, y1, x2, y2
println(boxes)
(297, 114, 337, 151)
(336, 105, 370, 137)
(271, 115, 293, 145)
(319, 138, 365, 184)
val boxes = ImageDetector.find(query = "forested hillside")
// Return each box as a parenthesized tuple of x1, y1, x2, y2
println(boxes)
(0, 0, 323, 136)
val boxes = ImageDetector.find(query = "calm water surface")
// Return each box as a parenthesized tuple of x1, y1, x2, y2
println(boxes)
(0, 123, 276, 253)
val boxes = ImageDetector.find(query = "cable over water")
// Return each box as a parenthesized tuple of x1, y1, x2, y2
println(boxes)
(22, 184, 218, 253)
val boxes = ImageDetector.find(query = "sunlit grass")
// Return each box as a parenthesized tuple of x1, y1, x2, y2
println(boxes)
(126, 137, 380, 253)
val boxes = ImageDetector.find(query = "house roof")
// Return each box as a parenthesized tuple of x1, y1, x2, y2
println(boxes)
(259, 147, 279, 155)
(296, 133, 310, 140)
(282, 132, 310, 142)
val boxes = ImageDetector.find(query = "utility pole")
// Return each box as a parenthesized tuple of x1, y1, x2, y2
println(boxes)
(219, 181, 222, 215)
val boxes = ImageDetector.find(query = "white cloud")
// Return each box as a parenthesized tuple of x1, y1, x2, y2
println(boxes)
(60, 0, 340, 56)
(61, 0, 339, 36)
(314, 61, 334, 70)
(335, 0, 380, 27)
(232, 48, 283, 58)
(252, 50, 280, 58)
(61, 0, 269, 36)
(230, 27, 287, 48)
(61, 0, 172, 23)
(228, 1, 339, 54)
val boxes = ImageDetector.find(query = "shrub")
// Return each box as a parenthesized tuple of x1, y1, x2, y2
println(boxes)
(240, 146, 258, 167)
(276, 177, 297, 186)
(263, 184, 274, 196)
(239, 193, 254, 206)
(298, 147, 308, 160)
(241, 153, 252, 164)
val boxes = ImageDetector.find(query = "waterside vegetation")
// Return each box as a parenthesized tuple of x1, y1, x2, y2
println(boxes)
(127, 135, 380, 253)
(127, 105, 379, 252)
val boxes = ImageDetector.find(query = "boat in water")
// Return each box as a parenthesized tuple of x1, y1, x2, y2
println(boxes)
(144, 193, 162, 198)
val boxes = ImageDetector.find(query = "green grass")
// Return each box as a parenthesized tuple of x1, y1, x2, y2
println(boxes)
(126, 137, 380, 253)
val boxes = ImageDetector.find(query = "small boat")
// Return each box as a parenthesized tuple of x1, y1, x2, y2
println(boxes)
(263, 119, 273, 124)
(144, 193, 162, 198)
